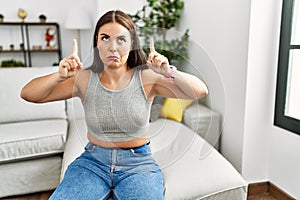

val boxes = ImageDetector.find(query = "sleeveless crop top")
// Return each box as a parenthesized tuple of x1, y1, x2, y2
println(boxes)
(82, 68, 152, 142)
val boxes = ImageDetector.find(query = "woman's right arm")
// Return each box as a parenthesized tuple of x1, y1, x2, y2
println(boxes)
(20, 39, 82, 103)
(20, 73, 76, 103)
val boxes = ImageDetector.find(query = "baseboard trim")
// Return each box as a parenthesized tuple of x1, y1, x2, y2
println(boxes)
(247, 181, 295, 200)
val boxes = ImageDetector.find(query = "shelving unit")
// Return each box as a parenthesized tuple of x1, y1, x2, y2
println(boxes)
(0, 21, 62, 67)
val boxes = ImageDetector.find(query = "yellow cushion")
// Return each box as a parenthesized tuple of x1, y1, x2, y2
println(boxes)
(159, 98, 193, 122)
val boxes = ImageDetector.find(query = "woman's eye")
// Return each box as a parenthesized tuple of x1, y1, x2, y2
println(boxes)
(118, 37, 126, 43)
(101, 36, 109, 41)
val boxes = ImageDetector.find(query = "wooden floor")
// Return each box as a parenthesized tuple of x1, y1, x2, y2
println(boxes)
(0, 191, 53, 200)
(247, 182, 295, 200)
(248, 193, 277, 200)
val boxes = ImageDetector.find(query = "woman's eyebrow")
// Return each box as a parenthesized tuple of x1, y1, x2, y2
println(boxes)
(99, 33, 110, 37)
(100, 33, 128, 38)
(117, 35, 126, 38)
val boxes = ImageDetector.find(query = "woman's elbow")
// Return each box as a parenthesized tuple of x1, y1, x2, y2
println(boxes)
(20, 88, 28, 100)
(195, 84, 208, 99)
(20, 88, 33, 102)
(20, 87, 40, 103)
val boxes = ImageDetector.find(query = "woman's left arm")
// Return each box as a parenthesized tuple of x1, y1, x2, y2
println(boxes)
(147, 67, 208, 100)
(163, 68, 208, 99)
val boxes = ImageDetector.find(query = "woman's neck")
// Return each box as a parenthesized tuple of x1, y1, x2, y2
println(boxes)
(100, 65, 133, 90)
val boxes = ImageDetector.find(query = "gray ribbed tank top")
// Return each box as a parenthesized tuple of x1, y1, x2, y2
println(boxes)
(83, 68, 152, 142)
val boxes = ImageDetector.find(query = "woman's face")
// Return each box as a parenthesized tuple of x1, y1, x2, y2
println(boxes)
(97, 22, 132, 69)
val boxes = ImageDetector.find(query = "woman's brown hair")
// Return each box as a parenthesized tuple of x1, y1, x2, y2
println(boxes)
(89, 10, 147, 72)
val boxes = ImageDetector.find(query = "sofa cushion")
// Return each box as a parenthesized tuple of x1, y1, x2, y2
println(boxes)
(149, 119, 247, 200)
(0, 156, 62, 198)
(183, 103, 220, 149)
(0, 67, 66, 123)
(159, 98, 193, 122)
(0, 119, 68, 163)
(61, 117, 247, 199)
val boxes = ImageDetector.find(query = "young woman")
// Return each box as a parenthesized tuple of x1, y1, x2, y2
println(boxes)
(21, 10, 208, 200)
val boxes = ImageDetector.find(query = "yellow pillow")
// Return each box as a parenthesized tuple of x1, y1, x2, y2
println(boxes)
(159, 98, 193, 122)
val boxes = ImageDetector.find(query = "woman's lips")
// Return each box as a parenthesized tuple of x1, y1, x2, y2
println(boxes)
(107, 56, 119, 60)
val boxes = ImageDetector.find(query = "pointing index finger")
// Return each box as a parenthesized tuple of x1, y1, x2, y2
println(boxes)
(149, 37, 155, 53)
(72, 39, 78, 57)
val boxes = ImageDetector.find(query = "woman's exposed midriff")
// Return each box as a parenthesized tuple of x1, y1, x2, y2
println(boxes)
(87, 132, 149, 149)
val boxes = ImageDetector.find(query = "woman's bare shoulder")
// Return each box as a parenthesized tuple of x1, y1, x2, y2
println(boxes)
(78, 69, 91, 76)
(75, 69, 91, 82)
(74, 69, 92, 98)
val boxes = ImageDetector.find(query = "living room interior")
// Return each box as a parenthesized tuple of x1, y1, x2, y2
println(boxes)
(0, 0, 299, 199)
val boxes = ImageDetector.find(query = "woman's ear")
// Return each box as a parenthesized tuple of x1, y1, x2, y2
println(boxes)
(131, 40, 134, 50)
(94, 35, 98, 47)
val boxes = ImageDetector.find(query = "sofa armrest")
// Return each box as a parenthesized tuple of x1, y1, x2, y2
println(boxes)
(182, 102, 221, 150)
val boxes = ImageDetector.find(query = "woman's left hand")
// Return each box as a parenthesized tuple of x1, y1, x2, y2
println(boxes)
(147, 38, 176, 77)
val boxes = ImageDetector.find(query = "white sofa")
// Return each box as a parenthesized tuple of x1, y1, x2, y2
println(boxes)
(0, 67, 248, 199)
(0, 67, 67, 197)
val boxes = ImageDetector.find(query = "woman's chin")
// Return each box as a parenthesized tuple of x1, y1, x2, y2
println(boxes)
(106, 61, 121, 68)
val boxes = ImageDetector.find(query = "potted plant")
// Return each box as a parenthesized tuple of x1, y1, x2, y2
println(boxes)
(0, 14, 4, 22)
(130, 0, 189, 69)
(20, 43, 24, 50)
(1, 59, 25, 67)
(39, 14, 47, 23)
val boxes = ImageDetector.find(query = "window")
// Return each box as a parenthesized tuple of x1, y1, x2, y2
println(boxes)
(275, 0, 300, 135)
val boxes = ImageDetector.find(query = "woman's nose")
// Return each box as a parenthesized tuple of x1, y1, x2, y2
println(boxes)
(109, 40, 117, 52)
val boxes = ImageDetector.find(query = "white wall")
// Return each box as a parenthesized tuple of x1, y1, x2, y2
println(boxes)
(97, 0, 147, 16)
(178, 0, 251, 171)
(243, 0, 300, 198)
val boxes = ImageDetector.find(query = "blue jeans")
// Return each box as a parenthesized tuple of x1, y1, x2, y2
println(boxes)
(50, 142, 164, 200)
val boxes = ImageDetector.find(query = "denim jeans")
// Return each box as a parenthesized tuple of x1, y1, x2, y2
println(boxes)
(49, 142, 164, 200)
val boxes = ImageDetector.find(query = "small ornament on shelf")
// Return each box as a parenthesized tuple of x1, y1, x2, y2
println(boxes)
(0, 14, 4, 22)
(39, 14, 47, 23)
(20, 43, 24, 50)
(32, 45, 42, 50)
(18, 8, 27, 22)
(45, 27, 55, 49)
(10, 44, 14, 51)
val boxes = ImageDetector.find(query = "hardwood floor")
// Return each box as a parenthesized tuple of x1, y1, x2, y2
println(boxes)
(0, 191, 53, 200)
(247, 182, 295, 200)
(248, 193, 278, 200)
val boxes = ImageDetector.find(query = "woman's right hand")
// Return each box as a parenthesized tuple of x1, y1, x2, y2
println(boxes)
(58, 39, 82, 79)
